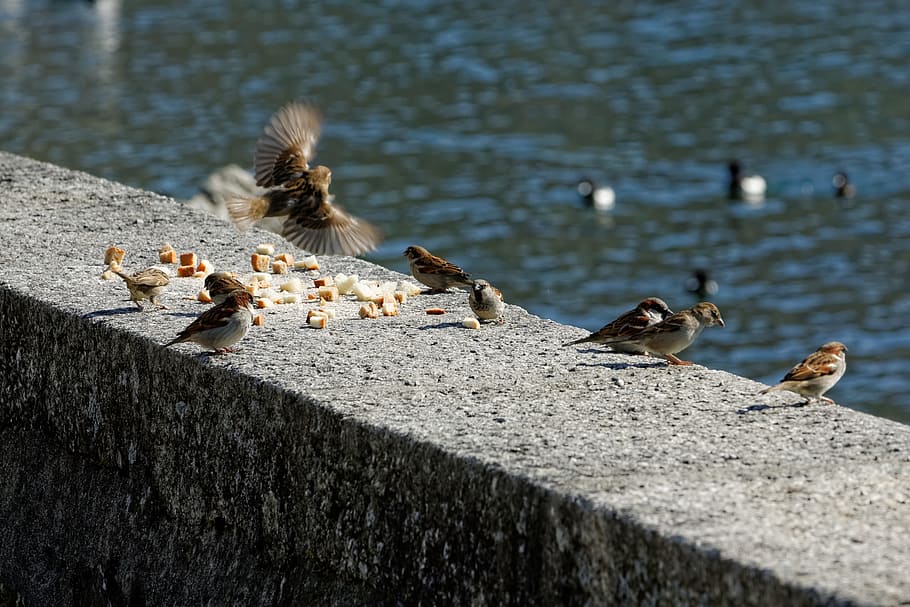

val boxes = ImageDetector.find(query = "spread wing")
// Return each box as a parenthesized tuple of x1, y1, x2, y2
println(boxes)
(282, 197, 381, 256)
(255, 102, 322, 188)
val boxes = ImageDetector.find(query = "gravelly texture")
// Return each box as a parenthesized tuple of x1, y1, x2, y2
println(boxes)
(1, 151, 908, 606)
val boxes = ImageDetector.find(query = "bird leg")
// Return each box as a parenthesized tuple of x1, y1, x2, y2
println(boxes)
(664, 353, 693, 366)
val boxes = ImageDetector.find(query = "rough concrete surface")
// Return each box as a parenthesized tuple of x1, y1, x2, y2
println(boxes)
(0, 151, 908, 606)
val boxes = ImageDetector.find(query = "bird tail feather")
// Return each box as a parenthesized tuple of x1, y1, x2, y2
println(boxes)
(227, 195, 270, 231)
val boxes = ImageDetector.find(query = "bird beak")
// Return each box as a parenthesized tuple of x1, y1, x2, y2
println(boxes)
(717, 318, 725, 327)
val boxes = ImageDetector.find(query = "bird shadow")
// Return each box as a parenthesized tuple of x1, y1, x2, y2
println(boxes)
(735, 401, 808, 415)
(418, 321, 464, 330)
(82, 307, 140, 319)
(573, 360, 667, 370)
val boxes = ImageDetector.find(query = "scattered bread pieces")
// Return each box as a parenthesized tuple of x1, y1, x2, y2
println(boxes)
(318, 307, 337, 319)
(425, 307, 446, 315)
(256, 297, 273, 309)
(397, 281, 423, 297)
(381, 301, 399, 317)
(313, 276, 334, 288)
(251, 253, 270, 272)
(253, 314, 265, 327)
(104, 246, 125, 266)
(179, 252, 198, 267)
(352, 281, 377, 302)
(274, 252, 294, 266)
(335, 274, 359, 295)
(256, 243, 276, 256)
(177, 265, 196, 277)
(197, 289, 213, 303)
(297, 255, 319, 270)
(100, 268, 118, 281)
(462, 317, 481, 330)
(318, 285, 339, 302)
(244, 284, 260, 296)
(196, 259, 213, 274)
(393, 291, 408, 304)
(158, 243, 177, 264)
(359, 302, 380, 319)
(281, 293, 300, 304)
(192, 271, 206, 279)
(272, 260, 289, 275)
(279, 278, 304, 293)
(307, 309, 328, 329)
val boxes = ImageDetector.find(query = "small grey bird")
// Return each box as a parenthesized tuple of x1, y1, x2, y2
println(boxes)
(112, 266, 170, 310)
(403, 245, 473, 292)
(761, 342, 847, 404)
(469, 279, 505, 322)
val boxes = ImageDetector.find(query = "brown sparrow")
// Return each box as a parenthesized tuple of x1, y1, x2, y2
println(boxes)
(469, 279, 505, 321)
(760, 342, 847, 404)
(590, 302, 725, 365)
(564, 297, 673, 353)
(165, 290, 255, 354)
(204, 271, 245, 305)
(226, 102, 381, 256)
(112, 266, 170, 310)
(403, 245, 473, 292)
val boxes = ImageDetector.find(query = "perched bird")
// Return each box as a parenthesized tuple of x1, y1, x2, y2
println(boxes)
(165, 290, 255, 354)
(564, 297, 674, 353)
(577, 177, 616, 211)
(403, 245, 473, 292)
(112, 266, 170, 310)
(685, 269, 718, 299)
(760, 342, 847, 405)
(587, 302, 725, 365)
(469, 279, 505, 322)
(227, 102, 381, 256)
(728, 160, 766, 202)
(832, 171, 856, 199)
(204, 271, 245, 305)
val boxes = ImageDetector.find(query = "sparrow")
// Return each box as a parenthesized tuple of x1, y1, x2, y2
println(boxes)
(832, 171, 856, 199)
(589, 302, 725, 365)
(226, 101, 382, 256)
(165, 290, 255, 354)
(112, 266, 170, 310)
(728, 160, 766, 202)
(577, 177, 616, 212)
(469, 279, 505, 322)
(204, 271, 245, 305)
(760, 342, 847, 405)
(403, 245, 473, 292)
(564, 297, 674, 353)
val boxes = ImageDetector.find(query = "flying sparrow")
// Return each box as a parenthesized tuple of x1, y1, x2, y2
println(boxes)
(469, 279, 505, 322)
(564, 297, 674, 353)
(204, 271, 245, 305)
(589, 302, 725, 365)
(403, 245, 473, 292)
(112, 266, 170, 310)
(165, 290, 255, 354)
(226, 102, 382, 256)
(760, 342, 847, 405)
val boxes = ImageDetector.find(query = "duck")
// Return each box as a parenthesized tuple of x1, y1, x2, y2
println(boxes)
(577, 177, 616, 211)
(832, 171, 856, 199)
(728, 160, 766, 202)
(685, 269, 718, 299)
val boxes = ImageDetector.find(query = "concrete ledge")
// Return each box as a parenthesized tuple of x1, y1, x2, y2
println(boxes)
(1, 151, 908, 605)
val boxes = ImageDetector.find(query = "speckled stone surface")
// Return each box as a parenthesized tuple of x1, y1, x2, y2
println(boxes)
(1, 151, 908, 606)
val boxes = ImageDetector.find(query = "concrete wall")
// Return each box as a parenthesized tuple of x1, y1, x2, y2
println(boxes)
(1, 151, 908, 606)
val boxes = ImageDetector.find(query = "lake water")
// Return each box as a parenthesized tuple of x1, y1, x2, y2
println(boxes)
(2, 0, 909, 423)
